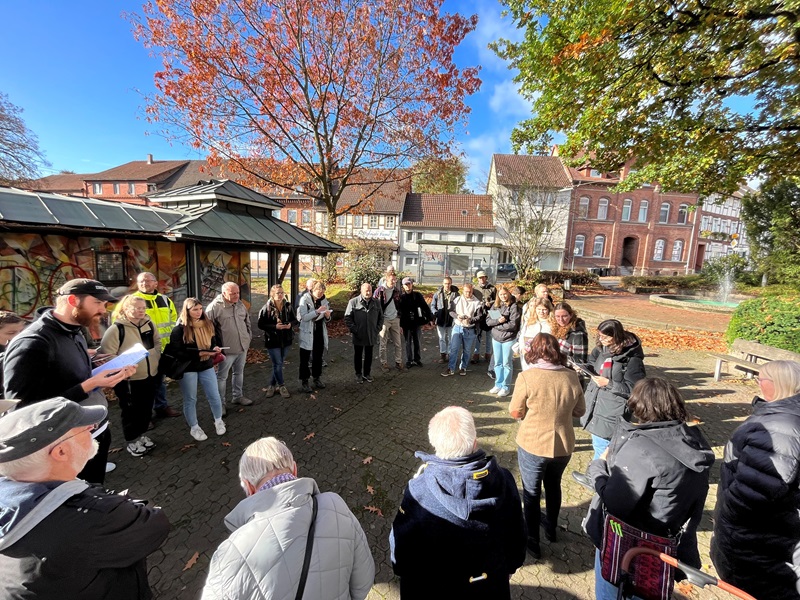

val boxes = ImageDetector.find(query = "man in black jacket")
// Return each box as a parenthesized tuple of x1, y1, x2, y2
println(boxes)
(344, 283, 384, 383)
(2, 279, 136, 483)
(0, 397, 170, 599)
(398, 278, 433, 369)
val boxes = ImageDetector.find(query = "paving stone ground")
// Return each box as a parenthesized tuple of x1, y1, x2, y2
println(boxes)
(103, 293, 754, 599)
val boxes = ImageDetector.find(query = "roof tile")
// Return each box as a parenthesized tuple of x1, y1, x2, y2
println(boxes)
(492, 155, 572, 188)
(401, 194, 494, 230)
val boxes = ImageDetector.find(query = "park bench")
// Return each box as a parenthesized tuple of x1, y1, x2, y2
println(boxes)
(708, 339, 800, 381)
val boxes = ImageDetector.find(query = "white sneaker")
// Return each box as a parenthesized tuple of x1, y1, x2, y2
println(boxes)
(497, 388, 510, 397)
(214, 419, 226, 435)
(139, 435, 156, 449)
(105, 462, 116, 473)
(190, 425, 208, 441)
(489, 386, 501, 394)
(127, 440, 148, 457)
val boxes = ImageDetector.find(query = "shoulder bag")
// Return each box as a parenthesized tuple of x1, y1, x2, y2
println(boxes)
(159, 342, 191, 380)
(295, 494, 318, 600)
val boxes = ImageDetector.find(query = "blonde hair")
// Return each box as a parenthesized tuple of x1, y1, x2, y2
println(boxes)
(760, 361, 800, 401)
(118, 295, 146, 319)
(269, 285, 286, 311)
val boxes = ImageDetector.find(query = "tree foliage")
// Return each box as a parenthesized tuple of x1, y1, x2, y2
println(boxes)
(0, 92, 50, 185)
(412, 155, 470, 194)
(741, 179, 800, 283)
(494, 0, 800, 195)
(131, 0, 480, 243)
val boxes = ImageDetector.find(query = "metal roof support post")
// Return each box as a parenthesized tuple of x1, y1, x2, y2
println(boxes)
(268, 249, 279, 289)
(291, 252, 300, 307)
(186, 242, 202, 301)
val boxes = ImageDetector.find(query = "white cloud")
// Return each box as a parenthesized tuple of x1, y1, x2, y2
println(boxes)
(461, 128, 515, 192)
(466, 0, 525, 73)
(489, 79, 535, 117)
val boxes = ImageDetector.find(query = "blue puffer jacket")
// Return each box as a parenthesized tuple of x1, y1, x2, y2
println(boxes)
(390, 449, 526, 599)
(711, 392, 800, 600)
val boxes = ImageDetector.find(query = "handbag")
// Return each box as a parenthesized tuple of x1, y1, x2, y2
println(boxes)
(159, 343, 191, 380)
(212, 352, 226, 366)
(600, 512, 680, 600)
(294, 494, 318, 600)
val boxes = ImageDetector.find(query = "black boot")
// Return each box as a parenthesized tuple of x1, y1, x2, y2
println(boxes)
(313, 378, 326, 389)
(301, 380, 312, 393)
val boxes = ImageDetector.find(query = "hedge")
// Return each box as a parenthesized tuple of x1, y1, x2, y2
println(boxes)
(620, 275, 711, 290)
(523, 270, 600, 286)
(726, 296, 800, 352)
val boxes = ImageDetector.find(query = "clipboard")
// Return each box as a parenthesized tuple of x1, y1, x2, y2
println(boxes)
(568, 359, 595, 377)
(91, 343, 149, 376)
(488, 308, 502, 320)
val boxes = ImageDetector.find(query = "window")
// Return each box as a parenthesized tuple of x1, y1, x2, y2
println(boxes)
(574, 235, 585, 256)
(418, 232, 424, 241)
(301, 210, 311, 225)
(95, 252, 127, 285)
(590, 169, 602, 178)
(592, 235, 605, 257)
(597, 198, 608, 220)
(701, 215, 711, 230)
(638, 200, 649, 222)
(621, 199, 632, 221)
(713, 218, 721, 232)
(721, 220, 730, 234)
(439, 233, 448, 241)
(466, 233, 473, 242)
(659, 202, 671, 223)
(288, 210, 297, 224)
(653, 238, 666, 260)
(147, 184, 157, 192)
(337, 215, 347, 228)
(405, 256, 419, 266)
(578, 197, 590, 218)
(406, 231, 415, 242)
(477, 234, 484, 243)
(92, 183, 102, 194)
(112, 183, 120, 195)
(677, 204, 688, 225)
(386, 215, 396, 229)
(272, 210, 281, 218)
(354, 215, 363, 228)
(127, 183, 135, 195)
(671, 240, 684, 261)
(369, 215, 379, 229)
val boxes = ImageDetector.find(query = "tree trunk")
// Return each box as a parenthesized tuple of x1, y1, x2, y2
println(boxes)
(323, 211, 339, 283)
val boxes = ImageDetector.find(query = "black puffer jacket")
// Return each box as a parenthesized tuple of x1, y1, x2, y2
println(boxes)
(585, 420, 714, 568)
(579, 334, 646, 439)
(711, 393, 800, 600)
(485, 302, 521, 343)
(257, 299, 295, 349)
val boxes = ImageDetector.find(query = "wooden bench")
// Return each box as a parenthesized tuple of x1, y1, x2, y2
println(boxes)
(708, 339, 800, 381)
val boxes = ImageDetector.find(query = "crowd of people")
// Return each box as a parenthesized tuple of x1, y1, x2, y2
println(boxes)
(0, 266, 798, 600)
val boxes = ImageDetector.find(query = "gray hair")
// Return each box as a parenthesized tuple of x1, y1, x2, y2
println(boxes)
(0, 445, 51, 481)
(428, 406, 477, 459)
(760, 360, 800, 401)
(222, 282, 239, 292)
(239, 437, 295, 486)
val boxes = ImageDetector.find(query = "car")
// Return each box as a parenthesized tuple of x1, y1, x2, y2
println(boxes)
(496, 263, 518, 280)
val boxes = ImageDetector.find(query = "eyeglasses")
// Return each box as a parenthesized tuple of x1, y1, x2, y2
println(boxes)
(755, 376, 772, 384)
(49, 424, 97, 451)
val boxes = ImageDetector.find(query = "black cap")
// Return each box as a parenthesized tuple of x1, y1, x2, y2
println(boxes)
(0, 398, 107, 463)
(57, 278, 118, 302)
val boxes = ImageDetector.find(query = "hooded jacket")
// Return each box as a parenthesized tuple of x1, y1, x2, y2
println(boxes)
(98, 315, 161, 380)
(202, 477, 374, 600)
(585, 420, 714, 568)
(0, 478, 169, 599)
(580, 334, 646, 440)
(344, 295, 384, 346)
(390, 449, 526, 599)
(711, 392, 800, 599)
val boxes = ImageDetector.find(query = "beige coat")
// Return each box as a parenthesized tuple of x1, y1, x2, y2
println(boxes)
(509, 367, 585, 458)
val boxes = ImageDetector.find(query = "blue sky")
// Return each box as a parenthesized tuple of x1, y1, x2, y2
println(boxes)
(0, 1, 529, 191)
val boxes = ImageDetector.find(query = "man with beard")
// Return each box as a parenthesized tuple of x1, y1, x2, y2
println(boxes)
(3, 279, 136, 484)
(0, 397, 170, 599)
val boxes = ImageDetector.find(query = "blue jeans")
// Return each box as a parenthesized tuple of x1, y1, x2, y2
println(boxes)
(267, 345, 290, 386)
(595, 549, 644, 600)
(517, 446, 571, 544)
(179, 368, 223, 427)
(153, 375, 168, 410)
(474, 328, 494, 368)
(216, 351, 247, 401)
(448, 326, 476, 371)
(592, 434, 611, 460)
(492, 338, 515, 390)
(436, 325, 452, 354)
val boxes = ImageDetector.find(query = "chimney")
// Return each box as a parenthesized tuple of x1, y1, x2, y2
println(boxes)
(147, 154, 153, 164)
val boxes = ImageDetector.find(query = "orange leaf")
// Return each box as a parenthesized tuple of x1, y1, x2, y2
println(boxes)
(362, 456, 373, 464)
(221, 441, 232, 447)
(675, 581, 693, 595)
(332, 406, 342, 412)
(366, 485, 375, 495)
(364, 505, 384, 517)
(304, 432, 315, 440)
(182, 551, 200, 571)
(181, 444, 196, 452)
(390, 390, 397, 396)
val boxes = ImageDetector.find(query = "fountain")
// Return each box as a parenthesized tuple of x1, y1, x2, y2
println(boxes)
(648, 263, 743, 313)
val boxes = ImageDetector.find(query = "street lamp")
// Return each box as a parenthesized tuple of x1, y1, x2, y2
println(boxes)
(571, 246, 580, 271)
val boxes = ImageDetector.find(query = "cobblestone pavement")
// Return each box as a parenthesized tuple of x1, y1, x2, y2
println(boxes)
(103, 294, 753, 599)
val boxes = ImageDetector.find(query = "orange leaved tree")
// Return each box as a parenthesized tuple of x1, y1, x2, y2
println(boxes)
(131, 0, 480, 275)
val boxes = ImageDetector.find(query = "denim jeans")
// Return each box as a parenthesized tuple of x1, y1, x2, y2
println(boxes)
(436, 325, 452, 354)
(267, 345, 290, 386)
(179, 367, 223, 427)
(153, 374, 168, 410)
(216, 351, 247, 401)
(492, 338, 515, 390)
(474, 328, 494, 365)
(594, 549, 644, 600)
(448, 325, 476, 371)
(517, 446, 571, 544)
(592, 434, 611, 460)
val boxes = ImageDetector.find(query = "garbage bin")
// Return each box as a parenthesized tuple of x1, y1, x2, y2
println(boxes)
(601, 267, 612, 277)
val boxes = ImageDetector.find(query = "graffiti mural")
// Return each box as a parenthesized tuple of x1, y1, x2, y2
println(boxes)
(198, 248, 251, 309)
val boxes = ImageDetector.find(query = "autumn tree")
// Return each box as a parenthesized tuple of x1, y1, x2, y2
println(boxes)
(493, 0, 800, 195)
(493, 184, 570, 279)
(132, 0, 480, 277)
(412, 155, 470, 194)
(741, 179, 800, 284)
(0, 92, 50, 185)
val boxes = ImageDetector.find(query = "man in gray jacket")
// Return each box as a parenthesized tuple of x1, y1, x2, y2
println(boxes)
(202, 437, 375, 600)
(344, 283, 384, 384)
(207, 282, 253, 413)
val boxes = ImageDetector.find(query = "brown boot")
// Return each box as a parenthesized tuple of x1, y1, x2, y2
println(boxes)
(438, 352, 447, 363)
(471, 353, 480, 364)
(484, 353, 492, 363)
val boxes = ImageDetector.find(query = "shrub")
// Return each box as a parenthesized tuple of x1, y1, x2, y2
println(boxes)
(700, 254, 750, 285)
(344, 253, 384, 291)
(530, 270, 600, 286)
(726, 296, 800, 352)
(620, 275, 710, 290)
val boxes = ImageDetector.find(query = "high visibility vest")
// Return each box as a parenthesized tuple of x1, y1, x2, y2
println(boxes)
(113, 291, 177, 351)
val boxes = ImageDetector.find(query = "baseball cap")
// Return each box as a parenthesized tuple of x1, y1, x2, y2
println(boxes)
(57, 279, 119, 302)
(0, 398, 108, 463)
(476, 270, 487, 278)
(402, 277, 414, 285)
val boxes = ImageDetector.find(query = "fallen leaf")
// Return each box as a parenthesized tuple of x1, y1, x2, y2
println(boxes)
(309, 394, 317, 400)
(181, 444, 196, 452)
(304, 432, 315, 440)
(332, 406, 342, 412)
(182, 551, 199, 571)
(237, 408, 245, 413)
(366, 485, 375, 495)
(108, 447, 122, 454)
(261, 387, 268, 392)
(362, 456, 373, 465)
(675, 581, 693, 595)
(390, 390, 397, 396)
(364, 505, 384, 517)
(221, 441, 232, 447)
(466, 400, 474, 404)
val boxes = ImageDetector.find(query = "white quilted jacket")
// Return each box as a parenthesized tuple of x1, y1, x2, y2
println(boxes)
(201, 477, 374, 600)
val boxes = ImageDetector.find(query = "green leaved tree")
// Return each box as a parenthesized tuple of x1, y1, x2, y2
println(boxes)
(493, 0, 800, 195)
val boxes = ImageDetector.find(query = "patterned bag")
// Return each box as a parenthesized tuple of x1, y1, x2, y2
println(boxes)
(600, 513, 679, 600)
